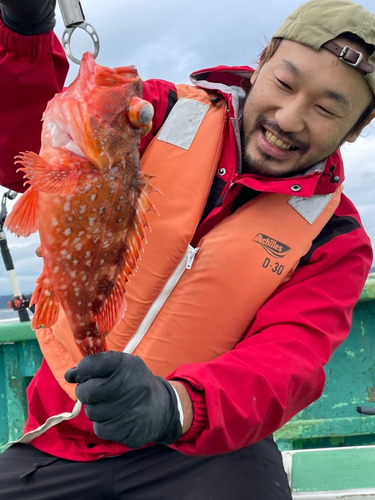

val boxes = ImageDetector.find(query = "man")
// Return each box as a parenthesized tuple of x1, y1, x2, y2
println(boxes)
(0, 0, 373, 498)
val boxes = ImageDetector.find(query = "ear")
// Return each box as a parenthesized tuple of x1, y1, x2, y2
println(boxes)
(346, 110, 375, 143)
(250, 67, 260, 85)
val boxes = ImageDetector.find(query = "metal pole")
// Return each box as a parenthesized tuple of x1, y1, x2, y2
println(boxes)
(0, 190, 30, 322)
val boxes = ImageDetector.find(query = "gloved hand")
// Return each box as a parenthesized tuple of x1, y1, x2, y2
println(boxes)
(65, 351, 182, 448)
(0, 0, 56, 35)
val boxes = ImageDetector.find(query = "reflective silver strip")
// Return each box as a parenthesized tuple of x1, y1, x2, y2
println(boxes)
(288, 193, 334, 225)
(6, 400, 82, 446)
(158, 98, 209, 150)
(124, 245, 199, 354)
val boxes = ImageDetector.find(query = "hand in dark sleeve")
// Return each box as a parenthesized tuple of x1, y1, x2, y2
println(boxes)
(0, 0, 56, 35)
(65, 351, 182, 449)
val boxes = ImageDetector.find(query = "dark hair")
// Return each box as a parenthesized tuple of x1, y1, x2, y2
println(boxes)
(257, 36, 375, 136)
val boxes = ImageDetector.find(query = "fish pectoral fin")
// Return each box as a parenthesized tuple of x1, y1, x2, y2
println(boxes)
(16, 151, 78, 196)
(30, 271, 60, 329)
(5, 188, 39, 237)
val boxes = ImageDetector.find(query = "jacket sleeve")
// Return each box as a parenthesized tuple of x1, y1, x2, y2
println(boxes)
(168, 208, 373, 455)
(0, 15, 69, 192)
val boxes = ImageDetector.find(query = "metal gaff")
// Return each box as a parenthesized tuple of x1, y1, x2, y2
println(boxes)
(57, 0, 100, 65)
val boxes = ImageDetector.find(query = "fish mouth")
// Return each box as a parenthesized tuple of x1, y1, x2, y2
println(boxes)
(47, 121, 87, 159)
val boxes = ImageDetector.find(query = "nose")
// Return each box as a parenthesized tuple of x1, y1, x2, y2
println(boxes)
(274, 97, 306, 134)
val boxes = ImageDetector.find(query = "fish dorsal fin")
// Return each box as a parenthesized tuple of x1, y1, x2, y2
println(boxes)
(94, 172, 158, 335)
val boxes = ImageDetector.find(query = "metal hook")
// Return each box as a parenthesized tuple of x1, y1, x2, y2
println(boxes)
(57, 0, 100, 65)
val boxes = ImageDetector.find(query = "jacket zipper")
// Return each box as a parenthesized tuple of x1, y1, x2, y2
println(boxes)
(124, 245, 199, 354)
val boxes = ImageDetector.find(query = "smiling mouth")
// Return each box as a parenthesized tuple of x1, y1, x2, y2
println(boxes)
(263, 128, 299, 151)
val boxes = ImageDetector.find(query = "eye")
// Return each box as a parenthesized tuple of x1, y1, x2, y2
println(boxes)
(316, 105, 336, 117)
(275, 76, 292, 90)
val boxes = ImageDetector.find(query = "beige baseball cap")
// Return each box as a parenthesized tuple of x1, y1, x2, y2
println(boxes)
(273, 0, 375, 95)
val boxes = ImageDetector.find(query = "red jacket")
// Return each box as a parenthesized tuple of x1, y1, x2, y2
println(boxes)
(0, 18, 372, 460)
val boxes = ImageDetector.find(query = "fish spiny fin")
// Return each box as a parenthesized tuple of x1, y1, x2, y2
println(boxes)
(30, 270, 60, 330)
(16, 151, 78, 196)
(5, 188, 39, 237)
(95, 281, 127, 335)
(94, 173, 158, 335)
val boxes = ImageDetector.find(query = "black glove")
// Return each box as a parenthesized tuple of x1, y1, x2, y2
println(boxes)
(0, 0, 56, 35)
(65, 351, 182, 449)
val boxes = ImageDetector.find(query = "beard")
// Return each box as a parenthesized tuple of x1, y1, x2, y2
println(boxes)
(241, 115, 313, 177)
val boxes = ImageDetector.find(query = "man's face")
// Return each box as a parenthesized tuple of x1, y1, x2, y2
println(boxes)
(242, 38, 373, 177)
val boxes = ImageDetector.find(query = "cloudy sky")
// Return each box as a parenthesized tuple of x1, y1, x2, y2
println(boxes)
(0, 0, 374, 295)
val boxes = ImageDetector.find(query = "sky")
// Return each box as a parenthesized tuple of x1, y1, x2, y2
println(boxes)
(0, 0, 374, 295)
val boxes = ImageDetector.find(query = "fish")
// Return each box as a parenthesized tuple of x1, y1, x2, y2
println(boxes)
(5, 52, 157, 356)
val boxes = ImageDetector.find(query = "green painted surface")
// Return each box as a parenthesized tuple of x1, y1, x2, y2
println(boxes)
(276, 277, 375, 450)
(359, 273, 375, 301)
(291, 447, 375, 492)
(0, 318, 43, 449)
(0, 320, 36, 343)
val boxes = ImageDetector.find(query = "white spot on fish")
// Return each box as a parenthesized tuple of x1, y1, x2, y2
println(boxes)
(60, 284, 67, 290)
(71, 270, 76, 278)
(86, 261, 92, 267)
(99, 259, 105, 266)
(77, 301, 82, 306)
(79, 205, 87, 214)
(82, 275, 87, 282)
(78, 231, 85, 237)
(96, 184, 103, 189)
(64, 202, 70, 212)
(87, 302, 92, 308)
(66, 194, 74, 201)
(53, 266, 59, 273)
(85, 251, 91, 258)
(89, 218, 96, 227)
(75, 243, 83, 251)
(44, 290, 51, 296)
(67, 216, 73, 222)
(90, 194, 97, 202)
(99, 207, 105, 215)
(52, 217, 59, 227)
(82, 184, 92, 194)
(64, 228, 71, 236)
(117, 218, 123, 223)
(73, 260, 79, 265)
(93, 227, 100, 234)
(116, 205, 121, 211)
(60, 250, 67, 256)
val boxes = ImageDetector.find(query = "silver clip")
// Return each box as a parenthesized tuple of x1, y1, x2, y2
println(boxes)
(57, 0, 100, 65)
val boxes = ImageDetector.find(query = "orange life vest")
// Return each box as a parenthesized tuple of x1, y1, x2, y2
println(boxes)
(35, 85, 342, 401)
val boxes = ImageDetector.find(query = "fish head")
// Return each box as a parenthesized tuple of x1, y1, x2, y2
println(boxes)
(41, 52, 154, 171)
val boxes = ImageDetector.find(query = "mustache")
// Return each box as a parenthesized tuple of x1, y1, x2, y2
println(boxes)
(254, 117, 310, 154)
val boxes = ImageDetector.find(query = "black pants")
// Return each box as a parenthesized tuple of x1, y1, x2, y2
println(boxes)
(0, 437, 292, 500)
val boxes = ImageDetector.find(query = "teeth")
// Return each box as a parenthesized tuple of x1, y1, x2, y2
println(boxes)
(264, 130, 292, 151)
